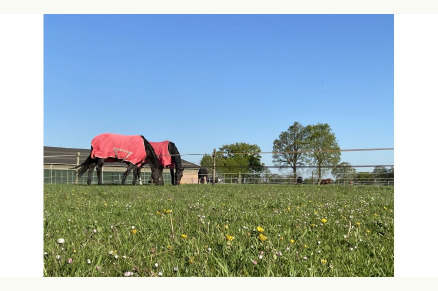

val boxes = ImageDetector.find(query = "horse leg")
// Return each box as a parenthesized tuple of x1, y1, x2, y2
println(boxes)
(96, 158, 104, 185)
(87, 162, 96, 185)
(132, 166, 141, 185)
(170, 168, 175, 185)
(121, 163, 135, 185)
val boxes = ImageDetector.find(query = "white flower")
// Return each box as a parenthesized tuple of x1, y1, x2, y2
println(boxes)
(124, 271, 134, 277)
(56, 238, 65, 244)
(154, 263, 159, 268)
(131, 226, 135, 229)
(158, 272, 163, 277)
(173, 266, 179, 272)
(87, 259, 91, 264)
(56, 255, 61, 260)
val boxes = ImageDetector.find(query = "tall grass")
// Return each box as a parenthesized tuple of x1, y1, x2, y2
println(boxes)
(44, 184, 393, 277)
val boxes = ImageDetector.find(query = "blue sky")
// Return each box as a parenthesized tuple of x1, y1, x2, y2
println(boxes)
(44, 14, 394, 171)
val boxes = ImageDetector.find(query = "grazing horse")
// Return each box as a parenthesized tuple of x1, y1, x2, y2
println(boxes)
(297, 176, 303, 184)
(74, 133, 164, 185)
(319, 178, 333, 185)
(198, 167, 208, 184)
(134, 141, 184, 185)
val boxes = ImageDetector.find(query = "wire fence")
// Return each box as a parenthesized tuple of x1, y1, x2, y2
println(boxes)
(44, 147, 394, 185)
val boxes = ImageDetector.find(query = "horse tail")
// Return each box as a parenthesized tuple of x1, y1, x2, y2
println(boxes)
(72, 148, 94, 178)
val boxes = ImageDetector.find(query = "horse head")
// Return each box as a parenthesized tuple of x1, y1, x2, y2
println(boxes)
(174, 167, 184, 185)
(150, 168, 164, 186)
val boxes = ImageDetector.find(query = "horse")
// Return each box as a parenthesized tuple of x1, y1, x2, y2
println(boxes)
(297, 176, 303, 184)
(74, 133, 164, 186)
(319, 178, 333, 185)
(198, 167, 208, 184)
(133, 141, 184, 185)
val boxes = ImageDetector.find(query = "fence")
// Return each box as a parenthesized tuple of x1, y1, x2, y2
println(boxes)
(217, 172, 394, 186)
(43, 167, 173, 185)
(44, 147, 393, 185)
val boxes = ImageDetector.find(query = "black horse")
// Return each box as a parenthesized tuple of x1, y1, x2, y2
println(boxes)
(134, 141, 184, 185)
(74, 133, 164, 185)
(198, 167, 208, 184)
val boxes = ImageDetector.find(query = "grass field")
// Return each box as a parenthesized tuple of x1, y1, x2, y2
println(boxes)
(43, 184, 393, 277)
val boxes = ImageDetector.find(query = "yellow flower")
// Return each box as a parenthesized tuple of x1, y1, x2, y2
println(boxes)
(181, 234, 188, 239)
(131, 229, 137, 235)
(321, 259, 327, 264)
(321, 218, 327, 224)
(290, 239, 295, 244)
(224, 224, 229, 230)
(257, 226, 265, 233)
(356, 222, 361, 226)
(366, 229, 371, 234)
(156, 211, 161, 215)
(225, 234, 234, 241)
(258, 234, 268, 242)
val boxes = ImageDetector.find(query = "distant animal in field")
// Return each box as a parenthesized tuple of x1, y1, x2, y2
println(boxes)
(198, 167, 208, 184)
(74, 133, 163, 185)
(319, 178, 333, 185)
(297, 176, 303, 184)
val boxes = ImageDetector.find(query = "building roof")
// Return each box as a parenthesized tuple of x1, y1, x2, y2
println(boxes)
(44, 146, 200, 169)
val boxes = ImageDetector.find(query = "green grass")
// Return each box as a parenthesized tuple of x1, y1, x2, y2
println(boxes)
(43, 184, 393, 277)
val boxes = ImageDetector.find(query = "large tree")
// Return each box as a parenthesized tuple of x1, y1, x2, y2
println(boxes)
(305, 123, 341, 180)
(272, 121, 308, 179)
(201, 142, 264, 174)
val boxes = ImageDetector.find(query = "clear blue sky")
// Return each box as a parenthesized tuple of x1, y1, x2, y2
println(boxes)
(44, 14, 394, 172)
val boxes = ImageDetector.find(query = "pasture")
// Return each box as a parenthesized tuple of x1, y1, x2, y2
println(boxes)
(43, 184, 393, 277)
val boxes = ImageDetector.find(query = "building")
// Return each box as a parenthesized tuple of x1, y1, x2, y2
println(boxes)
(44, 146, 201, 184)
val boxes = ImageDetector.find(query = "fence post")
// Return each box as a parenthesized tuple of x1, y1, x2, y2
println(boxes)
(75, 152, 80, 184)
(212, 149, 216, 186)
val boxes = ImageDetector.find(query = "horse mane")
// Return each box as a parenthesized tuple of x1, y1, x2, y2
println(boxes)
(141, 136, 160, 169)
(168, 141, 182, 169)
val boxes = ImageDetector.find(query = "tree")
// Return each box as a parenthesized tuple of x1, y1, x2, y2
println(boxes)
(331, 162, 356, 184)
(272, 122, 308, 179)
(201, 142, 265, 174)
(305, 123, 341, 180)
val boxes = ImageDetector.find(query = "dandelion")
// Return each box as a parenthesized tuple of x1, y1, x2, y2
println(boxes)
(321, 218, 327, 224)
(257, 226, 265, 233)
(366, 229, 371, 234)
(131, 229, 137, 235)
(181, 234, 188, 239)
(258, 234, 268, 242)
(321, 259, 327, 264)
(356, 222, 361, 226)
(224, 224, 229, 230)
(225, 234, 234, 241)
(290, 239, 295, 244)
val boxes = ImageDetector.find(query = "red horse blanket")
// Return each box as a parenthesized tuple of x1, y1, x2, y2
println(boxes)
(91, 133, 146, 167)
(149, 141, 173, 168)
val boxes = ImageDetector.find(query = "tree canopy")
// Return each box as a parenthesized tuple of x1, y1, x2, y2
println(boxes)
(201, 142, 264, 174)
(272, 121, 308, 178)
